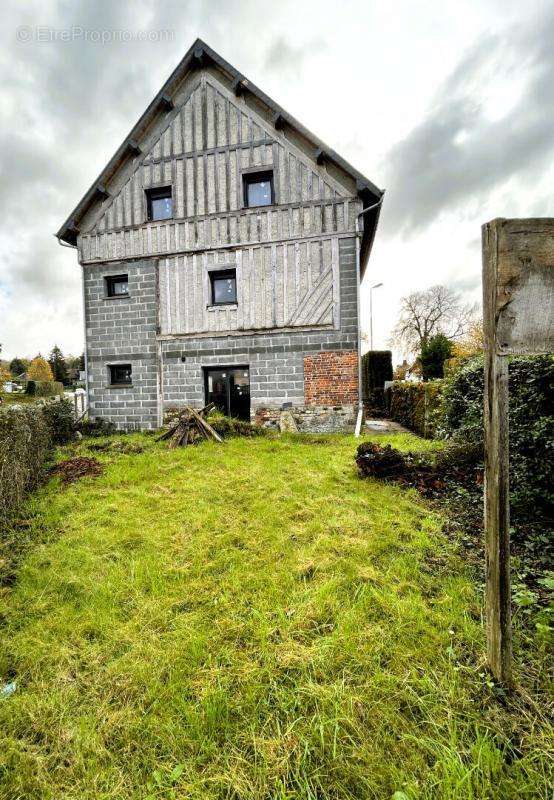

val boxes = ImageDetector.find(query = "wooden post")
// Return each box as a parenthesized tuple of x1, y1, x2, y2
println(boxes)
(482, 221, 512, 684)
(482, 218, 554, 684)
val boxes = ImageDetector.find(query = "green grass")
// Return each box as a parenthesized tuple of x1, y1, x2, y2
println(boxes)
(0, 433, 551, 799)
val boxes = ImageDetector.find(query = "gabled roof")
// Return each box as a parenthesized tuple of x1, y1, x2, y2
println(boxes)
(56, 37, 384, 263)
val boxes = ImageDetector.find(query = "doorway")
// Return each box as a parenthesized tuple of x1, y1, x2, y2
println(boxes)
(204, 367, 250, 420)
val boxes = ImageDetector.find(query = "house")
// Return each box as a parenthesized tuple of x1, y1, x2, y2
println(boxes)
(56, 39, 383, 431)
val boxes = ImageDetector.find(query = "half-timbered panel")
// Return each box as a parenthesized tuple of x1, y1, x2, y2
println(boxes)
(158, 236, 338, 336)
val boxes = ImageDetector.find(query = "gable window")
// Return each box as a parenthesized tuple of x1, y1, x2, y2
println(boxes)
(109, 364, 132, 386)
(146, 186, 173, 221)
(243, 170, 274, 208)
(210, 269, 237, 305)
(105, 274, 129, 297)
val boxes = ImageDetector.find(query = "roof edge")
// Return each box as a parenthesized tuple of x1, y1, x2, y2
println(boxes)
(57, 37, 383, 244)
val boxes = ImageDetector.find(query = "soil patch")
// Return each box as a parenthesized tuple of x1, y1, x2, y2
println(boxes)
(50, 457, 103, 485)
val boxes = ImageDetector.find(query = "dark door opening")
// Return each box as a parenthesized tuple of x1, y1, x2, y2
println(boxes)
(204, 367, 250, 420)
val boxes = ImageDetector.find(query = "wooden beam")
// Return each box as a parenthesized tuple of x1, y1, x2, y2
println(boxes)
(159, 93, 174, 112)
(482, 219, 513, 686)
(315, 148, 327, 165)
(126, 139, 142, 156)
(94, 184, 110, 200)
(232, 76, 247, 97)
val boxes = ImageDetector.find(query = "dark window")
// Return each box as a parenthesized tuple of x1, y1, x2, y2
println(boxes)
(109, 364, 132, 385)
(243, 170, 274, 208)
(210, 269, 237, 305)
(146, 186, 173, 221)
(105, 274, 129, 297)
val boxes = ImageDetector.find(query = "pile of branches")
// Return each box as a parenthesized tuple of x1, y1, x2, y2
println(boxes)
(157, 404, 223, 448)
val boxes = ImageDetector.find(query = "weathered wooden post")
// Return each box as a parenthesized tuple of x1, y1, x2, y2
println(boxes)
(482, 218, 554, 685)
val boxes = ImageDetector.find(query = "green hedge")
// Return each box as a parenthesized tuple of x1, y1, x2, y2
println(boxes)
(389, 380, 443, 438)
(0, 400, 75, 531)
(0, 407, 51, 532)
(439, 355, 554, 512)
(361, 351, 393, 398)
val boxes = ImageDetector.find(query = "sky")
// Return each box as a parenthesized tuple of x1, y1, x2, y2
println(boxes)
(1, 0, 553, 362)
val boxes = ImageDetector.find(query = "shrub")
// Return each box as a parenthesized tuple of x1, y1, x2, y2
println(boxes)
(206, 410, 267, 438)
(361, 351, 393, 398)
(41, 399, 75, 444)
(440, 355, 554, 512)
(35, 380, 64, 397)
(420, 334, 453, 380)
(25, 380, 36, 396)
(0, 407, 51, 532)
(389, 380, 443, 438)
(78, 417, 117, 437)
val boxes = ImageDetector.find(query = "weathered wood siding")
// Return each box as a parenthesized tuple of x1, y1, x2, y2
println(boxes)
(79, 73, 359, 264)
(159, 236, 339, 335)
(78, 68, 362, 338)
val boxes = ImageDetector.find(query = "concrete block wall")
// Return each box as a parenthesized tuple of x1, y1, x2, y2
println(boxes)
(84, 237, 359, 429)
(161, 237, 359, 415)
(83, 259, 158, 429)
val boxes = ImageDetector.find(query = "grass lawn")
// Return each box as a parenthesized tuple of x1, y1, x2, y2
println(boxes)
(0, 432, 551, 799)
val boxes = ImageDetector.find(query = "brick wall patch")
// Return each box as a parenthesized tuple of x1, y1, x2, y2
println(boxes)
(304, 350, 358, 406)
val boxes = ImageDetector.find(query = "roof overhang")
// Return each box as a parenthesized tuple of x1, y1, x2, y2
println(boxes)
(56, 37, 384, 245)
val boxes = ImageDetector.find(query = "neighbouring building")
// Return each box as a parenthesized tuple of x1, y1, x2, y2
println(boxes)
(57, 39, 383, 431)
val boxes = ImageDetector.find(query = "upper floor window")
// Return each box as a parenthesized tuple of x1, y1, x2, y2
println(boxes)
(210, 269, 237, 305)
(109, 364, 132, 386)
(243, 170, 274, 208)
(146, 186, 173, 221)
(105, 274, 128, 297)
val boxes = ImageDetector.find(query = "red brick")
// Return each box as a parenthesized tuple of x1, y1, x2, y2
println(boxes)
(304, 351, 358, 405)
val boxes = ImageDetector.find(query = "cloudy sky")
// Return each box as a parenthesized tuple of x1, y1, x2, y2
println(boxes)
(1, 0, 553, 361)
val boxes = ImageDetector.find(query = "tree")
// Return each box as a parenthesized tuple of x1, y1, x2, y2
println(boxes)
(48, 345, 69, 385)
(420, 333, 454, 380)
(391, 285, 477, 354)
(27, 356, 54, 382)
(452, 318, 484, 358)
(9, 357, 28, 378)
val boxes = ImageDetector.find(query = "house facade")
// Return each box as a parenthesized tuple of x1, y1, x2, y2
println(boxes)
(57, 39, 383, 430)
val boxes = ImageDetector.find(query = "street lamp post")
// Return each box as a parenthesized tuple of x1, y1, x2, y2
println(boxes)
(369, 282, 383, 351)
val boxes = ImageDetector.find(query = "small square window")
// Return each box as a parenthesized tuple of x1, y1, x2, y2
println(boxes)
(109, 364, 132, 385)
(106, 274, 129, 297)
(146, 186, 173, 221)
(243, 170, 274, 208)
(210, 269, 237, 305)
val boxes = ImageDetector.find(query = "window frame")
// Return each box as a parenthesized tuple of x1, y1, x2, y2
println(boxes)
(145, 185, 173, 222)
(105, 274, 129, 298)
(108, 363, 133, 387)
(209, 268, 237, 306)
(242, 169, 275, 209)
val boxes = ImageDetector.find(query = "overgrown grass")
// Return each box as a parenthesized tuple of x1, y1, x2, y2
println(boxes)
(0, 433, 551, 799)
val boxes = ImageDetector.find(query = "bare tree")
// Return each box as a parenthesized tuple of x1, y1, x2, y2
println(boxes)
(391, 285, 478, 354)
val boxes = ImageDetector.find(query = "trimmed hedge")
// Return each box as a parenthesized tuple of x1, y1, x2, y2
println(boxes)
(0, 399, 75, 531)
(389, 380, 443, 438)
(439, 354, 554, 512)
(361, 351, 393, 397)
(25, 380, 64, 397)
(0, 407, 51, 532)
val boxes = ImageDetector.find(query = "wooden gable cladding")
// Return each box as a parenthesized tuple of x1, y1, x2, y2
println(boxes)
(158, 236, 339, 336)
(80, 72, 353, 258)
(79, 199, 359, 263)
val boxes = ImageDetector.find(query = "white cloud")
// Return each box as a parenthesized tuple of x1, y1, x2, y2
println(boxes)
(1, 0, 553, 364)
